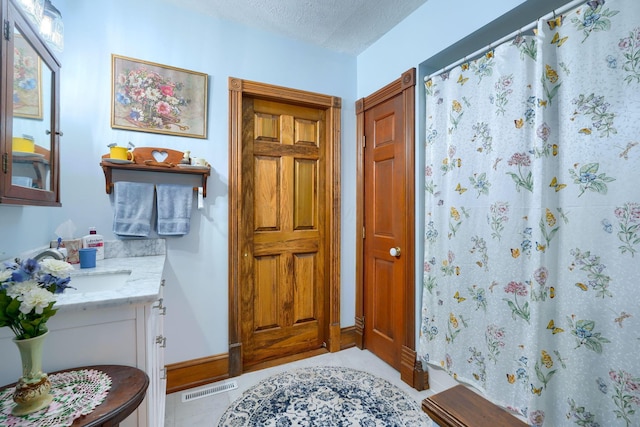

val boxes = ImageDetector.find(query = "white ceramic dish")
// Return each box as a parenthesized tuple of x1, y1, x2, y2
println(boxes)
(103, 158, 134, 164)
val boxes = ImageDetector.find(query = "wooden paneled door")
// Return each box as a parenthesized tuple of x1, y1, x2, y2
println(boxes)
(228, 78, 341, 376)
(355, 69, 426, 389)
(363, 89, 406, 368)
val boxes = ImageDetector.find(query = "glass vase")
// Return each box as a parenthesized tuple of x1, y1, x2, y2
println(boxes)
(11, 331, 54, 416)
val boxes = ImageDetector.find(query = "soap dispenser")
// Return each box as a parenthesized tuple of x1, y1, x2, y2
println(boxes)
(82, 227, 105, 260)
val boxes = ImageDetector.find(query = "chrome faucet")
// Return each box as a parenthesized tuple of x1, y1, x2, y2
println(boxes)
(33, 248, 65, 261)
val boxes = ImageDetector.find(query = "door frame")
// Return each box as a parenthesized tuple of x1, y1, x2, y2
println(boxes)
(355, 68, 426, 389)
(228, 77, 342, 377)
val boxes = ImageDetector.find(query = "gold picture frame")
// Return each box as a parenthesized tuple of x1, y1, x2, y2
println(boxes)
(13, 35, 43, 119)
(111, 54, 208, 138)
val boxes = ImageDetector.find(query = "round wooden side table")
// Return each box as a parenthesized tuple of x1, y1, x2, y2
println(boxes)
(0, 365, 149, 427)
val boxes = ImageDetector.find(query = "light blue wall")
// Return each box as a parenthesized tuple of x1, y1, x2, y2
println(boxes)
(0, 0, 356, 364)
(356, 0, 526, 97)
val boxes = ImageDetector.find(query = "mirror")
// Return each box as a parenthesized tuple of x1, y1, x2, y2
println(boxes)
(0, 0, 61, 206)
(11, 24, 53, 192)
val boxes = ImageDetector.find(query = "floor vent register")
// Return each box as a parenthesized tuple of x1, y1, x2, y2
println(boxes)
(181, 380, 239, 403)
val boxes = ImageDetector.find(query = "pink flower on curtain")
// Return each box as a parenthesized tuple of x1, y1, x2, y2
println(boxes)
(506, 152, 534, 193)
(529, 410, 545, 427)
(534, 267, 548, 286)
(614, 202, 640, 256)
(503, 281, 530, 323)
(609, 369, 640, 425)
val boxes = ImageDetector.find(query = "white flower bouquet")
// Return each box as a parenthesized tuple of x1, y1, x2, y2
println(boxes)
(0, 258, 74, 340)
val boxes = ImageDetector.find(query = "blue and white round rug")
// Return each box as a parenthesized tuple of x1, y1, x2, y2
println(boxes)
(218, 366, 433, 426)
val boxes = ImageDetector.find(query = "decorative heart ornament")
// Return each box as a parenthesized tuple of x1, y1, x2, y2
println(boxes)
(152, 150, 169, 162)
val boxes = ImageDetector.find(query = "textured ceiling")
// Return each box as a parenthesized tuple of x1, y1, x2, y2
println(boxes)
(162, 0, 430, 55)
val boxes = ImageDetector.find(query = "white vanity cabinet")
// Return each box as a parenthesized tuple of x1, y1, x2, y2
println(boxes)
(0, 251, 167, 427)
(146, 280, 167, 427)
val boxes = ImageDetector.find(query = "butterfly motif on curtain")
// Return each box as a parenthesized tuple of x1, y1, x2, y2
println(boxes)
(511, 248, 521, 258)
(619, 141, 638, 160)
(507, 373, 516, 384)
(512, 34, 525, 47)
(551, 32, 569, 47)
(549, 177, 567, 192)
(547, 15, 564, 30)
(531, 384, 542, 395)
(493, 157, 502, 170)
(488, 281, 499, 293)
(554, 350, 567, 368)
(547, 319, 564, 334)
(453, 291, 466, 303)
(514, 118, 524, 128)
(455, 183, 467, 194)
(457, 74, 469, 85)
(614, 311, 631, 327)
(575, 282, 588, 291)
(541, 350, 554, 368)
(587, 0, 605, 10)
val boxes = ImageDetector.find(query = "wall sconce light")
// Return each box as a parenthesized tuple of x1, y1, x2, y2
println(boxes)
(16, 0, 44, 25)
(15, 0, 64, 53)
(39, 0, 64, 52)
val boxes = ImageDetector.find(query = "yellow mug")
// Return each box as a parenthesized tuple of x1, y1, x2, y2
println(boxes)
(13, 135, 35, 153)
(110, 146, 135, 161)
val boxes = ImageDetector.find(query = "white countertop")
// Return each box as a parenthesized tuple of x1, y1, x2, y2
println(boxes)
(55, 254, 166, 312)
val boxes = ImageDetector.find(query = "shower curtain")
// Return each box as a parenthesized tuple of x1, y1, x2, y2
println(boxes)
(419, 0, 640, 425)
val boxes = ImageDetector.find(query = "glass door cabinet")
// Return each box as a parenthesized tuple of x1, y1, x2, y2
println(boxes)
(1, 0, 61, 206)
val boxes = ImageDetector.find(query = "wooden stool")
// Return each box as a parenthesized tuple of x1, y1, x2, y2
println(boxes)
(422, 385, 527, 427)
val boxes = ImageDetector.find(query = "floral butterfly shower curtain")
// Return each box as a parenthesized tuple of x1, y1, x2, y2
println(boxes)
(419, 0, 640, 425)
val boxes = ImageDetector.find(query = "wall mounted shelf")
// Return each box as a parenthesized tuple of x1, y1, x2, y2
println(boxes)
(100, 147, 210, 197)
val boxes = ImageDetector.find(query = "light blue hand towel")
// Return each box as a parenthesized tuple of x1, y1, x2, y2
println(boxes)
(156, 184, 193, 236)
(113, 182, 155, 237)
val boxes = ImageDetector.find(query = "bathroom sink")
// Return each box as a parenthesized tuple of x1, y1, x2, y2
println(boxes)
(65, 271, 131, 294)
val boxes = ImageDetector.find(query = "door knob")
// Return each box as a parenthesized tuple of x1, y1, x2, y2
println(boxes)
(390, 247, 401, 257)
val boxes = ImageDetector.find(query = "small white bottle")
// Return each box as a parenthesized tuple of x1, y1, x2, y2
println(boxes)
(82, 227, 105, 260)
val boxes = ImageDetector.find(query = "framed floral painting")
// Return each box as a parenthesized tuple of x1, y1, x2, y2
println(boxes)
(111, 55, 208, 138)
(13, 35, 42, 119)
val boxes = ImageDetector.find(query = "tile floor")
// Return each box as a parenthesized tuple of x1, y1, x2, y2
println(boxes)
(164, 347, 437, 426)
